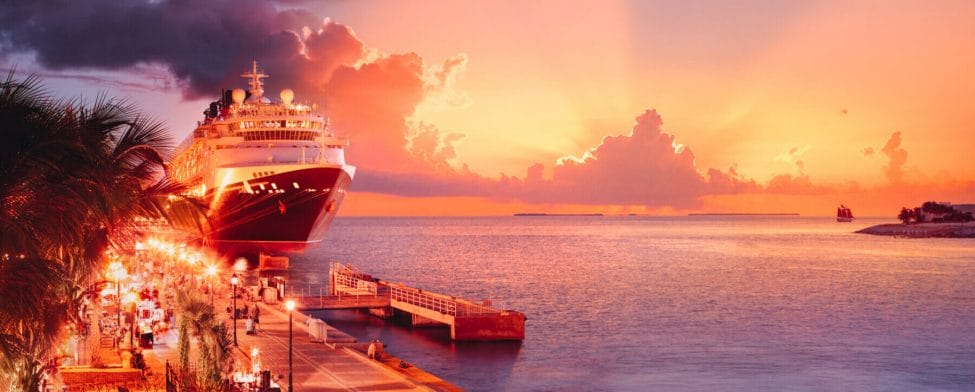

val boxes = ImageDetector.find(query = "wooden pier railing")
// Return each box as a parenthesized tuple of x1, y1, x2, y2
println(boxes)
(287, 262, 525, 341)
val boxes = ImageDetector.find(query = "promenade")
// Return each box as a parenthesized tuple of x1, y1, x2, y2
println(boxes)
(133, 277, 459, 391)
(59, 235, 460, 392)
(225, 295, 450, 391)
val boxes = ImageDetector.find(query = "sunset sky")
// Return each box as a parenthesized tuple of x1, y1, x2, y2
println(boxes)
(1, 0, 973, 216)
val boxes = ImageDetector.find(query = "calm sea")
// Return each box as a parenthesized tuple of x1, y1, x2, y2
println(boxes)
(280, 216, 975, 391)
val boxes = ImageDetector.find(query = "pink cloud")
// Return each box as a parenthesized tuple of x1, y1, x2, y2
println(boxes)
(765, 173, 828, 194)
(510, 110, 739, 207)
(355, 109, 758, 208)
(406, 121, 465, 169)
(879, 131, 908, 184)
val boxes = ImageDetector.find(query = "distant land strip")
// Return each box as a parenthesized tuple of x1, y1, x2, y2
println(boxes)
(687, 213, 800, 216)
(513, 213, 605, 216)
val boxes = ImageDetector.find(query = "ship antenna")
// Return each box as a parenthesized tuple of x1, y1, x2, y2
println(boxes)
(240, 60, 268, 97)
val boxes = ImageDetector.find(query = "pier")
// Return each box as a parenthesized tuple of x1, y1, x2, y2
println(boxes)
(290, 263, 526, 341)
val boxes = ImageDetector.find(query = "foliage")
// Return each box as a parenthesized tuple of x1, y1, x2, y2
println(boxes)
(897, 207, 912, 224)
(0, 72, 203, 390)
(177, 317, 190, 370)
(175, 287, 235, 391)
(921, 201, 955, 215)
(899, 201, 975, 224)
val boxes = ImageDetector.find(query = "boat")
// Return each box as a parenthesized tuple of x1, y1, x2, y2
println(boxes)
(169, 61, 355, 254)
(836, 204, 855, 222)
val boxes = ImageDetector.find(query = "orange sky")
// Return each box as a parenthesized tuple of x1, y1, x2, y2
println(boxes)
(318, 0, 975, 216)
(4, 0, 973, 216)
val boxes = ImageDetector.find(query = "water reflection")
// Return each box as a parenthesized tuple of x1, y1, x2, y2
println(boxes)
(283, 217, 975, 391)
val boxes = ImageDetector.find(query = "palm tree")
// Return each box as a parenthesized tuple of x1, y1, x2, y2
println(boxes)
(0, 72, 205, 390)
(898, 207, 912, 224)
(175, 287, 234, 391)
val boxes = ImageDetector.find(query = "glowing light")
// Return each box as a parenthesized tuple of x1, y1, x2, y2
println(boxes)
(285, 300, 296, 311)
(206, 265, 218, 277)
(292, 182, 300, 189)
(233, 257, 248, 271)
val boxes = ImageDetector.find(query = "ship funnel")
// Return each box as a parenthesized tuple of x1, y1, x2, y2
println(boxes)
(280, 89, 294, 105)
(231, 89, 246, 104)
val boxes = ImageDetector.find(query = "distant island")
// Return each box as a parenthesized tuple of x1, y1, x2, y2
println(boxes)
(513, 213, 604, 217)
(857, 222, 975, 238)
(688, 213, 800, 216)
(858, 201, 975, 238)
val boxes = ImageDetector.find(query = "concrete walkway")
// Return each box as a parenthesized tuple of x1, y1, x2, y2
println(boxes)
(231, 297, 436, 392)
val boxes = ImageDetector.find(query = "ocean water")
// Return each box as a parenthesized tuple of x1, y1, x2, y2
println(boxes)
(280, 216, 975, 391)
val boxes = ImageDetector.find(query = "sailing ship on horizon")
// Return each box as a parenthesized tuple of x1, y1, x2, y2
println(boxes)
(837, 204, 855, 222)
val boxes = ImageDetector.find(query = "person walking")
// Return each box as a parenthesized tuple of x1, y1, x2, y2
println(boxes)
(252, 306, 261, 333)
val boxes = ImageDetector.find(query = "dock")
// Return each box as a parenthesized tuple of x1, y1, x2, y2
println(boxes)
(230, 300, 458, 391)
(290, 263, 526, 341)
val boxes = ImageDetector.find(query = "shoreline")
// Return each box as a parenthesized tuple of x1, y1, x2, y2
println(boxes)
(856, 222, 975, 238)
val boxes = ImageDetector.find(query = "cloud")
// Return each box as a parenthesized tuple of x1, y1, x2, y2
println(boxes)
(0, 0, 322, 98)
(0, 1, 471, 181)
(775, 145, 811, 173)
(765, 173, 828, 194)
(1, 2, 885, 210)
(357, 109, 760, 208)
(420, 54, 472, 110)
(515, 109, 720, 207)
(322, 52, 429, 170)
(879, 131, 907, 183)
(406, 121, 465, 169)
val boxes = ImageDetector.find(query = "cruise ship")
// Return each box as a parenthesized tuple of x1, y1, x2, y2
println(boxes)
(169, 62, 355, 254)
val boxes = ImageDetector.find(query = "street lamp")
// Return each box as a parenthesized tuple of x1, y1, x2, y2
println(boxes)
(123, 291, 138, 348)
(115, 273, 121, 328)
(205, 265, 217, 307)
(285, 299, 296, 392)
(231, 273, 239, 346)
(108, 262, 125, 330)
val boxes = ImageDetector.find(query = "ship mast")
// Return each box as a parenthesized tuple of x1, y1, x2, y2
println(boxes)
(240, 60, 268, 98)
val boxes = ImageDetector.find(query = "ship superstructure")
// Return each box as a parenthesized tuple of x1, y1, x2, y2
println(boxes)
(169, 61, 355, 253)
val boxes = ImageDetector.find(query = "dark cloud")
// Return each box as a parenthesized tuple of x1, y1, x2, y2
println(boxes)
(0, 0, 318, 98)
